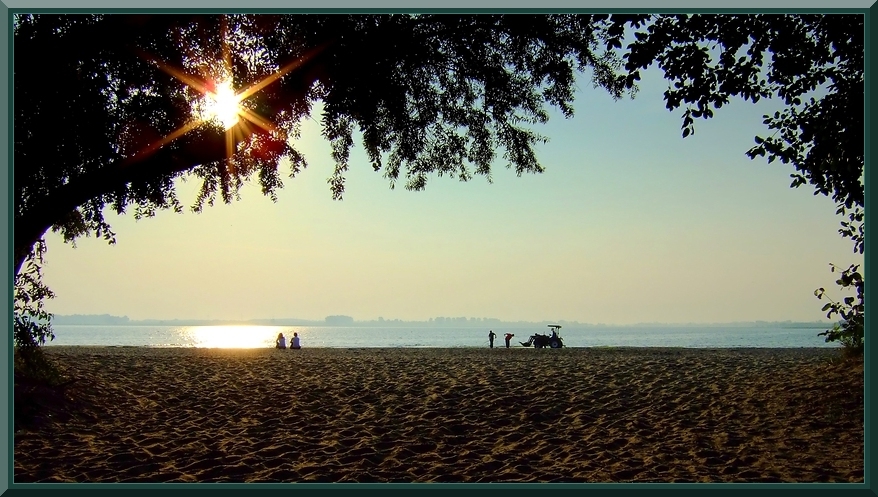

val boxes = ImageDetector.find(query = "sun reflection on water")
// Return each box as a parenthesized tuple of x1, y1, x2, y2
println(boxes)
(183, 325, 283, 348)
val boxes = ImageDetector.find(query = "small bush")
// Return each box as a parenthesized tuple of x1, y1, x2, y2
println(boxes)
(815, 263, 864, 356)
(14, 346, 63, 386)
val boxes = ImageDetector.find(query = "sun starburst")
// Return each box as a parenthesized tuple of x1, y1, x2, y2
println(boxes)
(199, 79, 242, 130)
(126, 21, 330, 170)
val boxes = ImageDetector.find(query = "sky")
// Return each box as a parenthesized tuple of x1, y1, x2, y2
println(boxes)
(39, 52, 864, 325)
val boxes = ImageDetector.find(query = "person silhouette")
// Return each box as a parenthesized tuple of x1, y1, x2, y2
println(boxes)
(291, 332, 301, 349)
(488, 330, 496, 348)
(504, 333, 514, 348)
(275, 333, 287, 349)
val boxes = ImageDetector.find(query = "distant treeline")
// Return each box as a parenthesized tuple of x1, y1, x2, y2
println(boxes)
(53, 314, 132, 325)
(50, 314, 838, 329)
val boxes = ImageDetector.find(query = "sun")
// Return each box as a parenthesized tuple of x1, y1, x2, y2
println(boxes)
(200, 79, 242, 130)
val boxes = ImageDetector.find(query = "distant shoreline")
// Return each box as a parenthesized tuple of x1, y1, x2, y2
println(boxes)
(40, 345, 841, 352)
(49, 314, 838, 329)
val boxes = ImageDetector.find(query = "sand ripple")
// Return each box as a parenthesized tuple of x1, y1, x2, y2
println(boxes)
(14, 347, 864, 483)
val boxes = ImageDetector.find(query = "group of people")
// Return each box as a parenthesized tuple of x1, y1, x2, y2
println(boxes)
(275, 332, 301, 350)
(487, 330, 516, 348)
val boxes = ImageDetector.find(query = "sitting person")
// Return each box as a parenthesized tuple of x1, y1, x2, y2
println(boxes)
(291, 332, 301, 349)
(275, 332, 287, 349)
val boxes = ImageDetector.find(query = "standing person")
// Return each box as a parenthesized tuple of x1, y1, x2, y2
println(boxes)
(275, 333, 287, 349)
(504, 333, 514, 348)
(291, 332, 301, 349)
(488, 330, 496, 348)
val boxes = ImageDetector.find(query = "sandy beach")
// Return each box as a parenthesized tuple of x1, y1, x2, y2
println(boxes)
(14, 346, 864, 483)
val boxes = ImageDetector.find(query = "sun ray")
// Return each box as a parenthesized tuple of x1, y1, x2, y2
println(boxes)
(238, 107, 281, 135)
(124, 119, 202, 164)
(221, 16, 232, 77)
(226, 127, 236, 174)
(136, 48, 213, 96)
(237, 41, 332, 101)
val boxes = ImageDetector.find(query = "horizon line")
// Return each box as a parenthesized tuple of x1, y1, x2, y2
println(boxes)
(49, 313, 839, 327)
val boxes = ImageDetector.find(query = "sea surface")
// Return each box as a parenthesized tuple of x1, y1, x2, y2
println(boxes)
(44, 324, 840, 349)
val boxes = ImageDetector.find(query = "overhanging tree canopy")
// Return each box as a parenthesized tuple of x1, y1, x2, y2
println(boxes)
(14, 13, 643, 276)
(613, 13, 864, 254)
(611, 13, 865, 349)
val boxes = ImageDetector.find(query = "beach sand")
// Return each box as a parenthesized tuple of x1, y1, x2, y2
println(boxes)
(14, 346, 864, 483)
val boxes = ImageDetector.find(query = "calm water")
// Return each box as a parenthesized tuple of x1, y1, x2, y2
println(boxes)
(44, 325, 839, 349)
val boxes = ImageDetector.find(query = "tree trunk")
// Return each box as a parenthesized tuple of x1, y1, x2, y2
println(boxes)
(14, 127, 233, 278)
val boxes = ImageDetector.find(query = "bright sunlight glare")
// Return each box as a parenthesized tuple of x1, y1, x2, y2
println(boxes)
(184, 325, 281, 348)
(201, 80, 242, 130)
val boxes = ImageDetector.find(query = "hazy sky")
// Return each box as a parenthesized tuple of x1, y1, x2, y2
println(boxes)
(39, 48, 863, 324)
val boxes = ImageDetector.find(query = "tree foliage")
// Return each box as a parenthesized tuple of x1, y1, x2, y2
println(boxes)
(13, 240, 61, 379)
(607, 14, 864, 350)
(612, 14, 863, 251)
(13, 13, 635, 275)
(13, 240, 55, 349)
(815, 264, 865, 353)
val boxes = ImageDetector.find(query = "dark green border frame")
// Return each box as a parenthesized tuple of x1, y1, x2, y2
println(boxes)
(1, 3, 874, 496)
(1, 7, 874, 12)
(2, 1, 8, 496)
